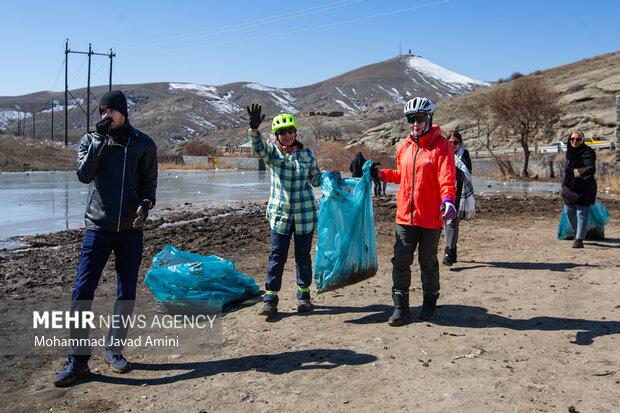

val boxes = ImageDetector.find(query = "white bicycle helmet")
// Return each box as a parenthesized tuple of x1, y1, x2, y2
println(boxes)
(404, 97, 435, 115)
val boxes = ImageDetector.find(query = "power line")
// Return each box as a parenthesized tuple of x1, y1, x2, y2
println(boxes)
(50, 58, 65, 92)
(69, 55, 89, 85)
(64, 39, 115, 145)
(160, 0, 453, 53)
(132, 0, 364, 48)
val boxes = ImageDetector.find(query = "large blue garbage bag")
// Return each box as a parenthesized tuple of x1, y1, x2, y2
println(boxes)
(145, 245, 260, 312)
(557, 199, 610, 240)
(313, 160, 378, 293)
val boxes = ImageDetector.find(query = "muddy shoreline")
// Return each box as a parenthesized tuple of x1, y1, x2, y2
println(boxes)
(1, 194, 619, 412)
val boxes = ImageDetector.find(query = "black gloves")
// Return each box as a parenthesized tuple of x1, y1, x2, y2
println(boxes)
(370, 164, 379, 180)
(96, 118, 113, 136)
(133, 199, 152, 228)
(247, 103, 265, 129)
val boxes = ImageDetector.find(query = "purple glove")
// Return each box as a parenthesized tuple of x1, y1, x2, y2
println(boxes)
(441, 196, 456, 220)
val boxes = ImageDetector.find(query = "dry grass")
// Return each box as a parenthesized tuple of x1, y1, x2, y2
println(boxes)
(313, 140, 396, 172)
(216, 159, 244, 169)
(598, 174, 620, 194)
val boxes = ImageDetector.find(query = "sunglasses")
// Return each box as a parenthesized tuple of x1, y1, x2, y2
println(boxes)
(570, 137, 582, 142)
(275, 126, 296, 136)
(406, 114, 428, 124)
(449, 140, 460, 146)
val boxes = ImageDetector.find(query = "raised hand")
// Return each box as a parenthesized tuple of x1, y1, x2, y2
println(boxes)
(247, 104, 265, 129)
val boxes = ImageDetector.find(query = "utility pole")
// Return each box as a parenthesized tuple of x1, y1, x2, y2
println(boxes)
(87, 43, 92, 133)
(109, 48, 115, 90)
(63, 39, 115, 145)
(51, 100, 54, 142)
(65, 39, 68, 146)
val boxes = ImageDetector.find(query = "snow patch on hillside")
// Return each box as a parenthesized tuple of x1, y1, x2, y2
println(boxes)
(0, 109, 30, 125)
(334, 99, 357, 114)
(403, 56, 489, 86)
(169, 83, 242, 115)
(378, 86, 406, 104)
(186, 113, 216, 130)
(333, 87, 366, 113)
(244, 83, 297, 113)
(170, 82, 217, 95)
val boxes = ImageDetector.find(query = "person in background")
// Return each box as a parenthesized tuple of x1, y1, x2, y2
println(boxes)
(351, 151, 385, 196)
(372, 167, 387, 197)
(376, 97, 456, 325)
(54, 90, 158, 387)
(561, 130, 597, 248)
(247, 104, 324, 318)
(350, 151, 366, 178)
(442, 131, 474, 266)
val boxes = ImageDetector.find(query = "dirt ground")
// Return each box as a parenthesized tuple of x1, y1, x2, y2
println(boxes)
(1, 194, 619, 413)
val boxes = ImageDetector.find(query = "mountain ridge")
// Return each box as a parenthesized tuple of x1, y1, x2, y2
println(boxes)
(0, 54, 487, 147)
(352, 50, 620, 151)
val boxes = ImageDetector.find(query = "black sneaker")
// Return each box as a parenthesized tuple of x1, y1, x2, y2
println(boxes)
(297, 299, 313, 313)
(572, 239, 584, 248)
(258, 301, 277, 317)
(105, 351, 131, 373)
(54, 359, 90, 387)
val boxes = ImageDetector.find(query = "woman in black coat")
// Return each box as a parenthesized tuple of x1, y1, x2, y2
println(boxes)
(561, 130, 597, 248)
(443, 131, 474, 265)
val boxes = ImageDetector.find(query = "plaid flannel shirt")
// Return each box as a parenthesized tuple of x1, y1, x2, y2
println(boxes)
(249, 130, 322, 235)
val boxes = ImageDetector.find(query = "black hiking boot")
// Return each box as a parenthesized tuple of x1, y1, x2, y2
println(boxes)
(442, 247, 456, 266)
(419, 292, 439, 321)
(388, 292, 410, 326)
(297, 299, 313, 313)
(258, 301, 277, 317)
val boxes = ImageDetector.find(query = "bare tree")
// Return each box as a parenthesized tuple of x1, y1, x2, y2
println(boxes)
(182, 140, 215, 156)
(459, 93, 516, 177)
(487, 78, 560, 177)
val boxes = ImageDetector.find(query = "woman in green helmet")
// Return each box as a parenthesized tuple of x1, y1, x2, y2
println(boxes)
(246, 104, 325, 318)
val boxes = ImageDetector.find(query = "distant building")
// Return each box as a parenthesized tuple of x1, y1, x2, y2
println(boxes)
(297, 111, 344, 117)
(217, 141, 252, 155)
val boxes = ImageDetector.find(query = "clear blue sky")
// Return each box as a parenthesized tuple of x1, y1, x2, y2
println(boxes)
(1, 0, 619, 97)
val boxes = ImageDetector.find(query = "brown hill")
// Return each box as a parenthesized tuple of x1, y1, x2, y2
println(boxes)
(352, 50, 620, 151)
(0, 54, 486, 148)
(0, 135, 76, 172)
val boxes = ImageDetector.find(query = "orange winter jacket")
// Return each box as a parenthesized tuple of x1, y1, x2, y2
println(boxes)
(380, 125, 456, 229)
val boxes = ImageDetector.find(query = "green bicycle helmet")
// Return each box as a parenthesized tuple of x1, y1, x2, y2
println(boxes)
(272, 113, 297, 132)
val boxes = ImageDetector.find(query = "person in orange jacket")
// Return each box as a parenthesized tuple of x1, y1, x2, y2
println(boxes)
(375, 97, 456, 325)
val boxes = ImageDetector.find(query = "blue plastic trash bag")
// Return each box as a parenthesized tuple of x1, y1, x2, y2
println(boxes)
(145, 245, 260, 312)
(557, 199, 610, 240)
(313, 160, 378, 293)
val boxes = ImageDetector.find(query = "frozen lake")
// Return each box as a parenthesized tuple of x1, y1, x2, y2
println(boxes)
(0, 169, 564, 248)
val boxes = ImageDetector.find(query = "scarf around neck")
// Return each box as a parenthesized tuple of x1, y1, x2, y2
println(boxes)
(566, 139, 588, 161)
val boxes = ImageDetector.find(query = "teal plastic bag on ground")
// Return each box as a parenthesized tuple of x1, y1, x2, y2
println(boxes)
(313, 160, 378, 293)
(556, 199, 610, 240)
(145, 245, 260, 312)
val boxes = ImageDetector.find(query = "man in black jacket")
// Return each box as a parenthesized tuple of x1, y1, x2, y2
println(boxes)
(54, 90, 158, 387)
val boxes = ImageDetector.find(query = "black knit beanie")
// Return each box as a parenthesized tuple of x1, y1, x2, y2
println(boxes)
(99, 90, 128, 118)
